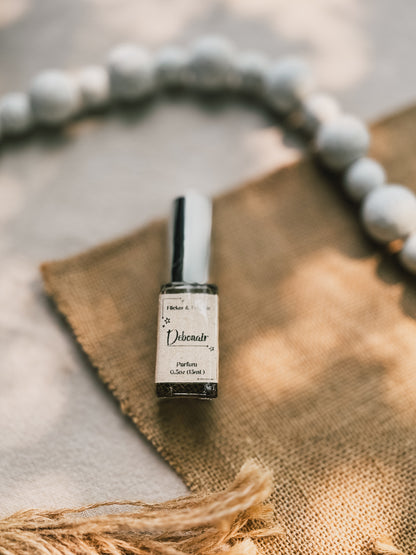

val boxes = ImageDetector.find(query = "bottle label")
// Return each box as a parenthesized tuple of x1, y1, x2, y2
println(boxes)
(155, 293, 219, 383)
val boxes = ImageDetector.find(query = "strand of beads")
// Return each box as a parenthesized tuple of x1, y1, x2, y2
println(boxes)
(0, 36, 415, 274)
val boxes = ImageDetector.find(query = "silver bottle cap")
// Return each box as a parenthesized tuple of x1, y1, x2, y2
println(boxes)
(169, 191, 212, 284)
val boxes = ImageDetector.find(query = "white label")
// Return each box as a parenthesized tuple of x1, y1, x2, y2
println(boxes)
(155, 293, 219, 383)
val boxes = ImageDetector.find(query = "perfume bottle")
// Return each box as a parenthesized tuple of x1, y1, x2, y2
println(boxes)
(155, 192, 219, 399)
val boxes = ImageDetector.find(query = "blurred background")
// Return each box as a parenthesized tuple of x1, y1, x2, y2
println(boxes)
(0, 0, 415, 515)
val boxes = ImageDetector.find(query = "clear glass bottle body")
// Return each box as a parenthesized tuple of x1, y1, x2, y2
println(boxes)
(155, 282, 218, 399)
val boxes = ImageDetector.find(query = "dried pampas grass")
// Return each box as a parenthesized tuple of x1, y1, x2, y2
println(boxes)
(0, 460, 283, 554)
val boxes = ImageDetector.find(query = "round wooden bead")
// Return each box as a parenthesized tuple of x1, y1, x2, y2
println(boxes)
(155, 46, 190, 88)
(300, 93, 340, 134)
(343, 157, 386, 201)
(236, 51, 270, 96)
(266, 57, 313, 113)
(0, 93, 33, 135)
(399, 233, 416, 274)
(361, 185, 416, 243)
(78, 65, 110, 109)
(188, 36, 237, 91)
(30, 70, 80, 124)
(108, 43, 155, 101)
(316, 115, 370, 171)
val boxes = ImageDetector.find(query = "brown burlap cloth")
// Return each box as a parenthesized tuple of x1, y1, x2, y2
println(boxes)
(41, 105, 416, 555)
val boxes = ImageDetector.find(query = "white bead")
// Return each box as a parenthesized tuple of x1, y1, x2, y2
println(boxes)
(361, 185, 416, 243)
(0, 93, 33, 135)
(343, 157, 386, 201)
(300, 93, 340, 134)
(30, 70, 80, 124)
(108, 43, 155, 101)
(188, 36, 238, 91)
(78, 65, 110, 109)
(155, 46, 190, 88)
(316, 115, 370, 171)
(266, 57, 314, 113)
(399, 233, 416, 274)
(235, 51, 270, 96)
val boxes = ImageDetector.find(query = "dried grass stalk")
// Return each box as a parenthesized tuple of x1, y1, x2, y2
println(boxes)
(373, 536, 406, 555)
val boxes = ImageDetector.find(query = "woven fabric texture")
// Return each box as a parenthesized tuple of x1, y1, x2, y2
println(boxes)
(42, 106, 416, 554)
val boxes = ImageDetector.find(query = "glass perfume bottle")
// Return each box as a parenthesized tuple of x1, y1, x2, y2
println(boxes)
(155, 192, 219, 399)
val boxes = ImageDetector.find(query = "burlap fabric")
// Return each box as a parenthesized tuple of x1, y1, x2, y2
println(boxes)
(41, 106, 416, 554)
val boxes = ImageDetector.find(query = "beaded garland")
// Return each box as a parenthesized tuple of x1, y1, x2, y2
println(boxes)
(1, 36, 416, 274)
